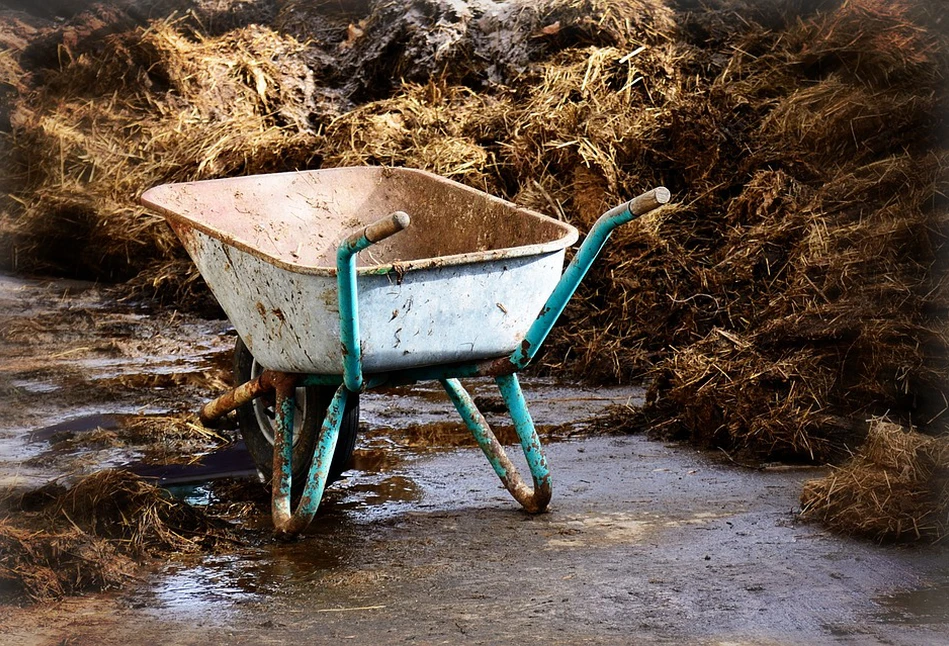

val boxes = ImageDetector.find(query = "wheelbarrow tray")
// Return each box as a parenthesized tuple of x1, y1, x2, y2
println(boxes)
(142, 166, 579, 374)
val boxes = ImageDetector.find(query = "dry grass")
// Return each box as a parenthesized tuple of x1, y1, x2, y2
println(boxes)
(3, 17, 320, 279)
(320, 81, 508, 193)
(0, 518, 135, 602)
(0, 470, 232, 602)
(801, 418, 949, 542)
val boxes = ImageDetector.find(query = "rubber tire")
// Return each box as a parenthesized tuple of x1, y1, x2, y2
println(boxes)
(233, 338, 359, 496)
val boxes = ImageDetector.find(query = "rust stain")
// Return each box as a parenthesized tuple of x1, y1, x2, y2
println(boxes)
(198, 369, 293, 426)
(477, 357, 518, 377)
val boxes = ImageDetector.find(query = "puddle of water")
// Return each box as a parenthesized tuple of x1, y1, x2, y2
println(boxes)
(350, 443, 408, 473)
(362, 420, 519, 449)
(331, 474, 423, 522)
(145, 555, 268, 615)
(9, 379, 61, 394)
(128, 441, 258, 486)
(135, 514, 369, 619)
(28, 413, 123, 443)
(0, 409, 159, 480)
(875, 577, 949, 626)
(72, 356, 224, 383)
(360, 377, 643, 443)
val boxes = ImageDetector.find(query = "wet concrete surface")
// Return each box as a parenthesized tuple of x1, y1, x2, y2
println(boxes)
(1, 272, 948, 644)
(0, 273, 234, 485)
(4, 438, 949, 645)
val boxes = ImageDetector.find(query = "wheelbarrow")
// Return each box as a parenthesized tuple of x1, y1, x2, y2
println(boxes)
(141, 167, 669, 537)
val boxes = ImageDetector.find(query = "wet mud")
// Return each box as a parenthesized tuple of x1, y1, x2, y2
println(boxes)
(1, 272, 947, 644)
(0, 273, 234, 487)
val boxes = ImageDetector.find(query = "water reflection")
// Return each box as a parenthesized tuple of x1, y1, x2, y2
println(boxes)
(333, 474, 422, 522)
(149, 556, 267, 614)
(875, 572, 949, 626)
(141, 506, 372, 617)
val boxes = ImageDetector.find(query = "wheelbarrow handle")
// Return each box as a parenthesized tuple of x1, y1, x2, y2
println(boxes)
(344, 210, 411, 247)
(625, 186, 671, 217)
(337, 211, 412, 392)
(511, 186, 671, 370)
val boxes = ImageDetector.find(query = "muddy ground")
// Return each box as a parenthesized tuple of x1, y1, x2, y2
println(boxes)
(0, 271, 947, 645)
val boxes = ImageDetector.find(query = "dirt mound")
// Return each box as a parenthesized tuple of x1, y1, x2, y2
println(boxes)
(331, 0, 675, 99)
(0, 470, 231, 602)
(568, 0, 949, 464)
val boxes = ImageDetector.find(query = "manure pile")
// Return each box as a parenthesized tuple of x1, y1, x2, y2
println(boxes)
(0, 470, 232, 601)
(0, 0, 947, 542)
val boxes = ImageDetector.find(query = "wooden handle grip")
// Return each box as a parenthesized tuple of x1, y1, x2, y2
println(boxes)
(627, 187, 671, 216)
(364, 211, 411, 243)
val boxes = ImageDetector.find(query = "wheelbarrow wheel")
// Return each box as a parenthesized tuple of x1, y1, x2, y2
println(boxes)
(233, 338, 359, 496)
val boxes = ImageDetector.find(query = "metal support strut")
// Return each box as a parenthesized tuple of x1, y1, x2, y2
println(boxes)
(510, 186, 670, 370)
(337, 211, 411, 392)
(268, 210, 413, 537)
(271, 378, 350, 537)
(441, 374, 551, 514)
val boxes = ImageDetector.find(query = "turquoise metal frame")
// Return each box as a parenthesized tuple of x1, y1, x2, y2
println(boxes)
(199, 188, 670, 537)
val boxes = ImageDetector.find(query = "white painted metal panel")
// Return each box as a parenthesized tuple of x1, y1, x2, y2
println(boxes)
(174, 222, 566, 374)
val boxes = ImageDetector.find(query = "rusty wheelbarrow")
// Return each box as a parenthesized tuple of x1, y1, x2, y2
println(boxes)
(142, 166, 669, 537)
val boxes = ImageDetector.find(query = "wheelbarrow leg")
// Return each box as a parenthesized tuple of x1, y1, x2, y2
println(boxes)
(271, 376, 351, 537)
(441, 374, 551, 513)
